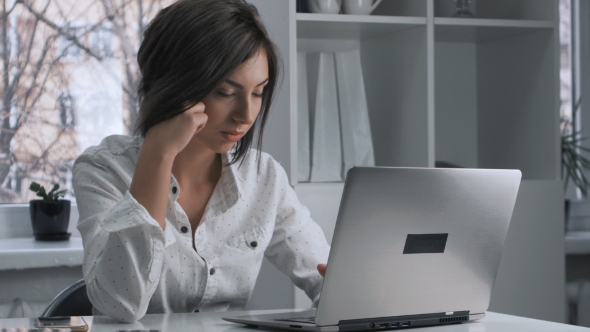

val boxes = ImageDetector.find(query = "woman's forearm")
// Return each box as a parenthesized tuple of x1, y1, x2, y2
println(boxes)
(130, 142, 175, 230)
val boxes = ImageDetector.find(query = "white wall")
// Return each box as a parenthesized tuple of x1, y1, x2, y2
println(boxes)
(489, 180, 565, 323)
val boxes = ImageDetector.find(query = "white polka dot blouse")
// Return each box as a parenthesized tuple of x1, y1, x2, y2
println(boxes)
(72, 135, 330, 323)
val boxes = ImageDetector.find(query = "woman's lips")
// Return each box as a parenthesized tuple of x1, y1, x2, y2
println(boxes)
(221, 131, 243, 142)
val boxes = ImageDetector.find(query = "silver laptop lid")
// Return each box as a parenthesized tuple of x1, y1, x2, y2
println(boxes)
(315, 167, 521, 327)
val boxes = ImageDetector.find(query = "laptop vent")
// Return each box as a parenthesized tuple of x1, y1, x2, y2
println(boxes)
(440, 316, 468, 323)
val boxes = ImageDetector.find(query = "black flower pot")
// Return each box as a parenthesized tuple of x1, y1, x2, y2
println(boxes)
(29, 200, 71, 241)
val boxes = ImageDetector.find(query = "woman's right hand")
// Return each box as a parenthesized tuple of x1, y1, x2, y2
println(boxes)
(130, 102, 207, 229)
(317, 264, 327, 278)
(143, 102, 208, 157)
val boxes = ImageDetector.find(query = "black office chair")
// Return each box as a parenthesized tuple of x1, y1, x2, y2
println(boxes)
(41, 279, 93, 317)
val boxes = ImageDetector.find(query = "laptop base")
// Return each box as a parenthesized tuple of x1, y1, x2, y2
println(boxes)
(223, 311, 485, 331)
(339, 311, 472, 331)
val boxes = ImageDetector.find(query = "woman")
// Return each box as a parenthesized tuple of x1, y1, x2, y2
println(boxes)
(73, 0, 329, 323)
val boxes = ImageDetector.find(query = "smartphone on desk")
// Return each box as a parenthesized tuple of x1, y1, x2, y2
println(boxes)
(34, 316, 89, 332)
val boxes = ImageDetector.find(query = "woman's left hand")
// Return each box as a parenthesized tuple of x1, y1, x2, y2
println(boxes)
(317, 264, 327, 278)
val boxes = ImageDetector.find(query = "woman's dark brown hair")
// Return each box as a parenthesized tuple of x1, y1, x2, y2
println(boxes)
(135, 0, 281, 165)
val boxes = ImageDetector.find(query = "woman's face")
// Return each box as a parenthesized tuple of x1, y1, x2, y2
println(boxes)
(195, 48, 269, 154)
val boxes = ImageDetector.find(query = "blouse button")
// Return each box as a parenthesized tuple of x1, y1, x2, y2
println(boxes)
(209, 268, 216, 275)
(180, 226, 188, 233)
(250, 241, 258, 248)
(172, 186, 178, 194)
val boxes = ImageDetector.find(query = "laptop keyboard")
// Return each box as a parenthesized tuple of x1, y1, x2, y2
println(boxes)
(274, 316, 316, 324)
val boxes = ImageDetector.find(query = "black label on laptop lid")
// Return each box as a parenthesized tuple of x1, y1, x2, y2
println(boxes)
(403, 233, 448, 254)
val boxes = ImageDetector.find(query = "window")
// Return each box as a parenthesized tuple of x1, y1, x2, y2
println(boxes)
(90, 23, 114, 58)
(561, 0, 586, 200)
(0, 0, 174, 203)
(56, 24, 85, 62)
(560, 0, 573, 130)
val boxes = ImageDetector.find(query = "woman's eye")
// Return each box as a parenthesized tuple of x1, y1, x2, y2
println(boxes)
(218, 91, 234, 99)
(254, 88, 267, 98)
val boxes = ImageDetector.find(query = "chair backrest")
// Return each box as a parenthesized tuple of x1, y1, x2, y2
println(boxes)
(41, 279, 93, 317)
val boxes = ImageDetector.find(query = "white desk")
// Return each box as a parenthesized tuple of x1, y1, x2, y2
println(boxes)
(0, 310, 588, 331)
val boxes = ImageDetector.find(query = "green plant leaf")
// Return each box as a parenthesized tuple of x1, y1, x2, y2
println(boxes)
(29, 182, 41, 192)
(47, 183, 59, 198)
(36, 186, 49, 200)
(578, 167, 590, 197)
(560, 98, 590, 197)
(564, 136, 587, 144)
(54, 189, 67, 200)
(564, 166, 571, 192)
(564, 151, 588, 196)
(563, 142, 581, 187)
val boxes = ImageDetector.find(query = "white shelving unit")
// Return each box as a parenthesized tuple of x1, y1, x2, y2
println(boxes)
(249, 0, 565, 324)
(293, 5, 558, 182)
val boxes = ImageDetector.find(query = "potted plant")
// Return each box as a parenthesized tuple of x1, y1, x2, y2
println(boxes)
(562, 100, 590, 194)
(29, 182, 71, 241)
(561, 99, 590, 230)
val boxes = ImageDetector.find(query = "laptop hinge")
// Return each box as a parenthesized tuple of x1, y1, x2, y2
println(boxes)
(338, 311, 470, 331)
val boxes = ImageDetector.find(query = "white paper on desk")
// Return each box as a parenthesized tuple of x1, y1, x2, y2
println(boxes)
(307, 52, 343, 182)
(297, 52, 311, 182)
(335, 49, 375, 178)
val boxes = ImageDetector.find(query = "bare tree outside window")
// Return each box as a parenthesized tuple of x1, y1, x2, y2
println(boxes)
(0, 0, 172, 203)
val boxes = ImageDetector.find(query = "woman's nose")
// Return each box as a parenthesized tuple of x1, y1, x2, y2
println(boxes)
(233, 97, 257, 124)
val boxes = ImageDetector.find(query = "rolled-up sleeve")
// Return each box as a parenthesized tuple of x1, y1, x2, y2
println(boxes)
(263, 159, 330, 306)
(73, 148, 166, 322)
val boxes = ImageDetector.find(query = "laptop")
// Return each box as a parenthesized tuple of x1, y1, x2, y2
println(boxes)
(224, 167, 522, 331)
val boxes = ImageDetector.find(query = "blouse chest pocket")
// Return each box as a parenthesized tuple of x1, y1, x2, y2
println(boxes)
(238, 225, 268, 252)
